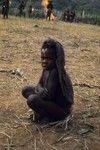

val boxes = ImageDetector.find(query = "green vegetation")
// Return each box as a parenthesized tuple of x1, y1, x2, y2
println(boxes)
(0, 0, 100, 25)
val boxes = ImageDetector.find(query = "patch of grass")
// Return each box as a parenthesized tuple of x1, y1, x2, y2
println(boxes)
(0, 16, 100, 150)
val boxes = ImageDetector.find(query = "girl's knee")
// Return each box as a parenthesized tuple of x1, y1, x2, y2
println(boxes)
(22, 86, 29, 97)
(27, 94, 39, 107)
(22, 85, 35, 98)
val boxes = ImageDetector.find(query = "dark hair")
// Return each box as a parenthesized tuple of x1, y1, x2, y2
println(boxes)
(41, 38, 57, 59)
(41, 38, 73, 104)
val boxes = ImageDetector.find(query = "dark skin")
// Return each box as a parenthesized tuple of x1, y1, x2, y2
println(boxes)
(41, 49, 56, 70)
(34, 49, 56, 97)
(2, 0, 9, 19)
(22, 47, 72, 121)
(46, 1, 53, 21)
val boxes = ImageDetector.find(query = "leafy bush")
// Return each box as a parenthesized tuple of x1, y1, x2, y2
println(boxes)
(76, 14, 100, 25)
(33, 9, 44, 18)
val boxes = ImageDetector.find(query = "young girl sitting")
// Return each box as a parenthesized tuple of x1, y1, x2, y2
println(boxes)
(22, 38, 74, 122)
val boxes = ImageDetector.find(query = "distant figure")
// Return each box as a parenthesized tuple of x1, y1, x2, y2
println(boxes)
(28, 5, 34, 18)
(63, 9, 70, 22)
(18, 0, 25, 17)
(63, 9, 76, 23)
(70, 11, 76, 22)
(2, 0, 9, 19)
(22, 38, 74, 123)
(28, 5, 32, 18)
(46, 0, 53, 21)
(63, 9, 67, 21)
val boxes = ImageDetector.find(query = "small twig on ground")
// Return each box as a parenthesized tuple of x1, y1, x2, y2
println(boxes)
(0, 132, 11, 139)
(41, 115, 72, 130)
(84, 139, 89, 150)
(47, 142, 58, 150)
(34, 124, 44, 146)
(54, 134, 66, 143)
(34, 138, 37, 150)
(73, 83, 100, 89)
(14, 114, 32, 135)
(0, 68, 27, 81)
(6, 138, 11, 150)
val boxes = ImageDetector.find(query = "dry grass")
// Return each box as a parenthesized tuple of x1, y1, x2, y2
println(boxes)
(0, 15, 100, 150)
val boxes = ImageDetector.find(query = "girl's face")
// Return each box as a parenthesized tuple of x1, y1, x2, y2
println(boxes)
(41, 49, 56, 70)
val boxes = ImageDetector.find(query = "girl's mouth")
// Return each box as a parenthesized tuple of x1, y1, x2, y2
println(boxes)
(42, 64, 47, 68)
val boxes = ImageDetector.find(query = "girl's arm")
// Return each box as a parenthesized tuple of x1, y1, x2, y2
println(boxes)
(39, 69, 58, 100)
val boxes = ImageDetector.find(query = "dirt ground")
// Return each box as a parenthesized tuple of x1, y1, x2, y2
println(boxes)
(0, 16, 100, 150)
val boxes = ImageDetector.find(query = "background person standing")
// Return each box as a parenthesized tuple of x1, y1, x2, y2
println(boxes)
(2, 0, 9, 19)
